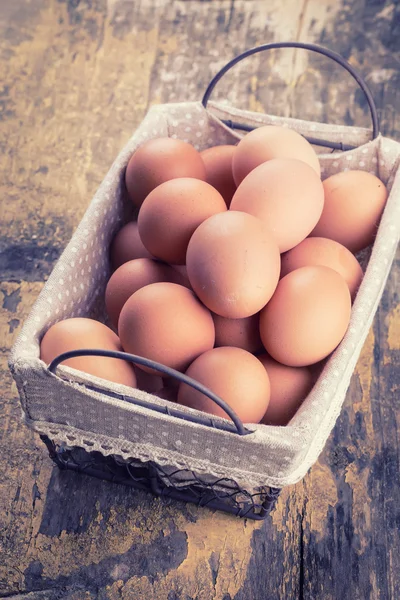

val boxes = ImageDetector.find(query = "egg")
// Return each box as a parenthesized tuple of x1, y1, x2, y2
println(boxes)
(138, 178, 227, 264)
(309, 359, 326, 382)
(258, 354, 314, 425)
(310, 170, 388, 252)
(259, 266, 351, 367)
(134, 368, 164, 394)
(105, 258, 187, 328)
(200, 145, 236, 207)
(213, 313, 263, 353)
(177, 347, 270, 423)
(281, 237, 363, 301)
(110, 221, 153, 269)
(231, 158, 324, 253)
(186, 211, 280, 318)
(40, 318, 137, 388)
(232, 125, 321, 185)
(125, 138, 206, 208)
(158, 376, 180, 402)
(118, 282, 215, 373)
(171, 264, 189, 278)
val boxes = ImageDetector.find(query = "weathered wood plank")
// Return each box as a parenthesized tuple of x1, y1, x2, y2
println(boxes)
(0, 1, 399, 598)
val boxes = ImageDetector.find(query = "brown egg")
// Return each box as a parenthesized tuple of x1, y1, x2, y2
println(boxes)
(110, 221, 153, 270)
(310, 170, 388, 253)
(138, 178, 227, 264)
(200, 145, 236, 207)
(259, 266, 351, 367)
(258, 354, 314, 426)
(125, 138, 206, 208)
(171, 264, 189, 278)
(213, 313, 263, 353)
(281, 237, 363, 301)
(178, 347, 270, 423)
(309, 359, 326, 382)
(105, 258, 186, 328)
(158, 376, 180, 402)
(40, 318, 137, 388)
(232, 125, 321, 185)
(170, 264, 192, 289)
(118, 282, 215, 373)
(186, 211, 281, 318)
(134, 368, 164, 394)
(231, 159, 324, 253)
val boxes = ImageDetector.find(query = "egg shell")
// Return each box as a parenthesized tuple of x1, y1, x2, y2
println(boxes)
(232, 125, 321, 185)
(309, 359, 326, 382)
(310, 170, 388, 252)
(213, 313, 263, 353)
(186, 211, 281, 318)
(118, 282, 215, 373)
(171, 264, 189, 278)
(178, 347, 270, 424)
(281, 237, 363, 301)
(259, 266, 352, 367)
(200, 145, 237, 207)
(170, 264, 192, 288)
(105, 258, 187, 328)
(157, 387, 178, 402)
(231, 158, 325, 253)
(138, 178, 227, 265)
(110, 221, 153, 269)
(134, 368, 164, 394)
(40, 318, 137, 388)
(158, 376, 181, 402)
(258, 354, 314, 426)
(125, 138, 206, 208)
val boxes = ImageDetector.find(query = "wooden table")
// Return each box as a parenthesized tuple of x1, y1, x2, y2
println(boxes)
(1, 1, 399, 598)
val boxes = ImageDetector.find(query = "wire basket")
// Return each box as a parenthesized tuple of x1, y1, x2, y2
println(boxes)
(41, 435, 281, 519)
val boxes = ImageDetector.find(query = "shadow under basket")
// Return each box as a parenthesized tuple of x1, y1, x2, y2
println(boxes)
(41, 435, 281, 519)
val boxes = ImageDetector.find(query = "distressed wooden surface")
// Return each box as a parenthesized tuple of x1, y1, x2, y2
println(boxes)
(0, 1, 399, 598)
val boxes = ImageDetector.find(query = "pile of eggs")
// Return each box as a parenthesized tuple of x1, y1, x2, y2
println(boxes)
(40, 126, 388, 426)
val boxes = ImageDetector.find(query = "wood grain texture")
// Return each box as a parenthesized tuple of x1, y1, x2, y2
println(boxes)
(0, 1, 399, 598)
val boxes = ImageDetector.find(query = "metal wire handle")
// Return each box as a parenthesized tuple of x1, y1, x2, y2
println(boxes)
(202, 42, 380, 150)
(48, 348, 250, 436)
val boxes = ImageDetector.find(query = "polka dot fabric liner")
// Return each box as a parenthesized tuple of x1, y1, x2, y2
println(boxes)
(9, 101, 400, 491)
